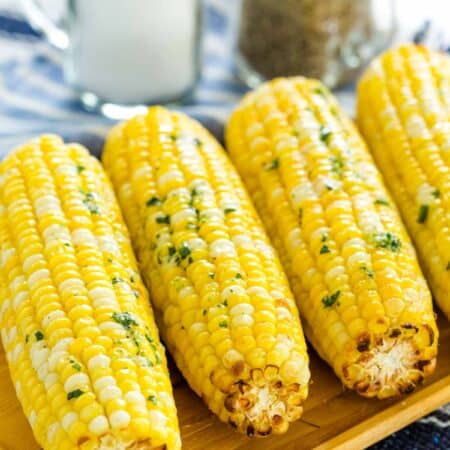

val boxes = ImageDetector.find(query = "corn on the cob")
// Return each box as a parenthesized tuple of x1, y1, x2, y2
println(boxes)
(102, 106, 310, 437)
(225, 77, 438, 398)
(357, 44, 450, 320)
(0, 136, 180, 450)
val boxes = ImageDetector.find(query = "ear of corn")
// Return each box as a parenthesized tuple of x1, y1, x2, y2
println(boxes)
(0, 136, 180, 450)
(225, 77, 438, 399)
(102, 106, 310, 437)
(357, 44, 450, 320)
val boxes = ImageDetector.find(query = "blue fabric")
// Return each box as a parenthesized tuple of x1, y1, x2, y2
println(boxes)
(0, 1, 448, 448)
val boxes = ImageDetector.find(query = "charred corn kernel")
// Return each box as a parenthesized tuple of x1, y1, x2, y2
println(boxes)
(102, 106, 310, 437)
(357, 44, 450, 320)
(0, 136, 180, 450)
(226, 77, 438, 399)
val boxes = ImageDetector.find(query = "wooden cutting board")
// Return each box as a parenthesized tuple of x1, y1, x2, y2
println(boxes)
(1, 315, 449, 450)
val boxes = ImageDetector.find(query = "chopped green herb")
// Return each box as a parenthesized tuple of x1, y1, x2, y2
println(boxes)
(35, 331, 44, 341)
(147, 395, 158, 405)
(330, 155, 344, 175)
(447, 262, 450, 271)
(112, 277, 124, 285)
(432, 189, 440, 198)
(145, 334, 153, 344)
(373, 232, 401, 253)
(360, 265, 374, 278)
(25, 334, 29, 343)
(320, 245, 330, 254)
(325, 183, 334, 191)
(70, 359, 81, 372)
(146, 197, 161, 207)
(179, 243, 191, 259)
(265, 158, 279, 170)
(168, 246, 176, 257)
(235, 273, 242, 279)
(218, 320, 228, 328)
(154, 351, 162, 364)
(187, 256, 193, 264)
(208, 272, 215, 280)
(202, 309, 207, 316)
(221, 299, 228, 307)
(169, 134, 177, 141)
(321, 232, 328, 242)
(67, 389, 84, 400)
(156, 215, 170, 224)
(320, 126, 332, 145)
(133, 290, 139, 299)
(63, 242, 71, 247)
(112, 311, 138, 329)
(322, 290, 341, 308)
(81, 191, 100, 215)
(224, 207, 236, 215)
(375, 198, 389, 206)
(313, 86, 327, 97)
(193, 137, 202, 146)
(76, 165, 85, 174)
(417, 205, 429, 224)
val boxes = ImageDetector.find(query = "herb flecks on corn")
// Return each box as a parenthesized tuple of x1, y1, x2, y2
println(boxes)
(102, 107, 310, 436)
(0, 136, 180, 450)
(357, 44, 450, 320)
(226, 77, 438, 399)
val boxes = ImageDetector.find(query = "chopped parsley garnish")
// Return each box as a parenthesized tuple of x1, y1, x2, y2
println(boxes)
(179, 243, 191, 259)
(168, 246, 176, 257)
(208, 272, 215, 279)
(112, 277, 124, 285)
(221, 299, 228, 307)
(265, 158, 280, 170)
(321, 232, 328, 242)
(147, 395, 158, 405)
(373, 232, 401, 253)
(320, 245, 330, 254)
(169, 134, 177, 142)
(360, 265, 374, 278)
(224, 207, 236, 215)
(322, 290, 341, 308)
(70, 359, 81, 372)
(67, 389, 84, 400)
(35, 331, 44, 341)
(235, 273, 242, 279)
(417, 205, 429, 224)
(76, 165, 85, 174)
(146, 196, 161, 207)
(145, 334, 153, 344)
(81, 191, 100, 215)
(25, 334, 29, 343)
(447, 262, 450, 271)
(202, 309, 207, 316)
(375, 198, 389, 206)
(313, 86, 327, 97)
(218, 320, 228, 328)
(319, 126, 332, 145)
(112, 311, 138, 329)
(156, 214, 170, 224)
(432, 189, 440, 198)
(330, 155, 344, 175)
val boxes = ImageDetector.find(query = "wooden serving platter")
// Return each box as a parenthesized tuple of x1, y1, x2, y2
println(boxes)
(1, 315, 449, 450)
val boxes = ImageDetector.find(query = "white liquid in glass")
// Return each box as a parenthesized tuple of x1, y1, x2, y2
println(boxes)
(66, 0, 199, 104)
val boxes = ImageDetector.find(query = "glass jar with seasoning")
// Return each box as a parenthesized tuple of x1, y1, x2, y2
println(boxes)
(235, 0, 396, 88)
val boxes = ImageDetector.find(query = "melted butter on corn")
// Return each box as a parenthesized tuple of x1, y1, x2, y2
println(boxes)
(102, 107, 310, 437)
(226, 77, 438, 399)
(0, 136, 180, 450)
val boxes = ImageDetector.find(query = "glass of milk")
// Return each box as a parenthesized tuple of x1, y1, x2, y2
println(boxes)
(21, 0, 202, 116)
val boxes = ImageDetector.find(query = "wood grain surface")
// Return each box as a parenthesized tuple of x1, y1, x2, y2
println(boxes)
(1, 315, 449, 450)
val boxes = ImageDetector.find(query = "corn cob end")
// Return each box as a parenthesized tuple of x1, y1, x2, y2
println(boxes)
(223, 365, 306, 436)
(342, 324, 436, 399)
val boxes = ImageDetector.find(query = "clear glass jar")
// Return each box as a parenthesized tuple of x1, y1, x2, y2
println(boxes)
(235, 0, 396, 89)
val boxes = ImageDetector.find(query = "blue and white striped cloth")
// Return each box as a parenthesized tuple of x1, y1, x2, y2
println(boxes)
(0, 0, 248, 154)
(0, 1, 449, 448)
